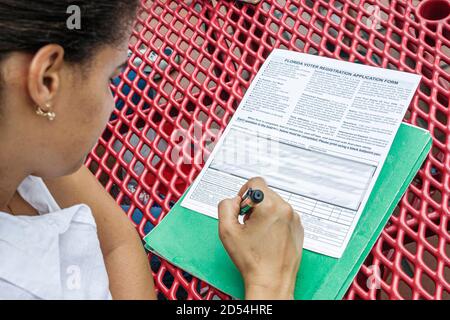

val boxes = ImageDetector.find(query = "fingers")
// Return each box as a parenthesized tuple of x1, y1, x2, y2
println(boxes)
(293, 210, 304, 236)
(238, 177, 272, 218)
(238, 176, 268, 197)
(235, 177, 304, 230)
(238, 177, 285, 220)
(293, 210, 301, 228)
(218, 196, 242, 238)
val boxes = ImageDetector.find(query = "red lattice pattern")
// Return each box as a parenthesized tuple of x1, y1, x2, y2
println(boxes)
(86, 0, 450, 300)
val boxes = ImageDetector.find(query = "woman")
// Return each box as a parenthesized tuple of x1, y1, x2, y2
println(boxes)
(0, 1, 303, 300)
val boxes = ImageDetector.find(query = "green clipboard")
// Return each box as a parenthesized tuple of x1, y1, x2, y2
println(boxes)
(144, 123, 431, 300)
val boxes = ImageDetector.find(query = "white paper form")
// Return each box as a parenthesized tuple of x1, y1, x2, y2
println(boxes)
(181, 49, 421, 258)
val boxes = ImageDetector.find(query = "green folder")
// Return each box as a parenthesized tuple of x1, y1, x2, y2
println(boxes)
(144, 123, 431, 300)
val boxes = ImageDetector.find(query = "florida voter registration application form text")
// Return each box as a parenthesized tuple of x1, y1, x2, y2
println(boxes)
(181, 49, 421, 258)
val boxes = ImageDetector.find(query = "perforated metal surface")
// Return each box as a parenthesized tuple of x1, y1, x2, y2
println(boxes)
(86, 0, 450, 299)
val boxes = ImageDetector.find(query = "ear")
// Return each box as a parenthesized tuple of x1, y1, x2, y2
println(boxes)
(27, 44, 65, 111)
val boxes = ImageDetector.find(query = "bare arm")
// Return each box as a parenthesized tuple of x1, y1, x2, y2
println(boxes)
(44, 165, 156, 300)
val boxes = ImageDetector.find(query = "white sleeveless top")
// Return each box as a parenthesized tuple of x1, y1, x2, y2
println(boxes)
(0, 175, 112, 300)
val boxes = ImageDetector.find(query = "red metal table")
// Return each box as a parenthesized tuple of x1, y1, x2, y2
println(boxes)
(86, 0, 450, 299)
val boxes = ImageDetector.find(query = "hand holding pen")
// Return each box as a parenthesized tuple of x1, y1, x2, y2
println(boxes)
(218, 177, 304, 299)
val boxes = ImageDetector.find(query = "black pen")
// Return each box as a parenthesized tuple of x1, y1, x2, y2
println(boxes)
(239, 188, 265, 216)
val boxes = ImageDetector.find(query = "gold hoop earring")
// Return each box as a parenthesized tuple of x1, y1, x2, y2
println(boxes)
(36, 104, 56, 121)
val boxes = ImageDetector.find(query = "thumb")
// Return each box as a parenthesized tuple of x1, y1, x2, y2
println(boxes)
(218, 196, 242, 235)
